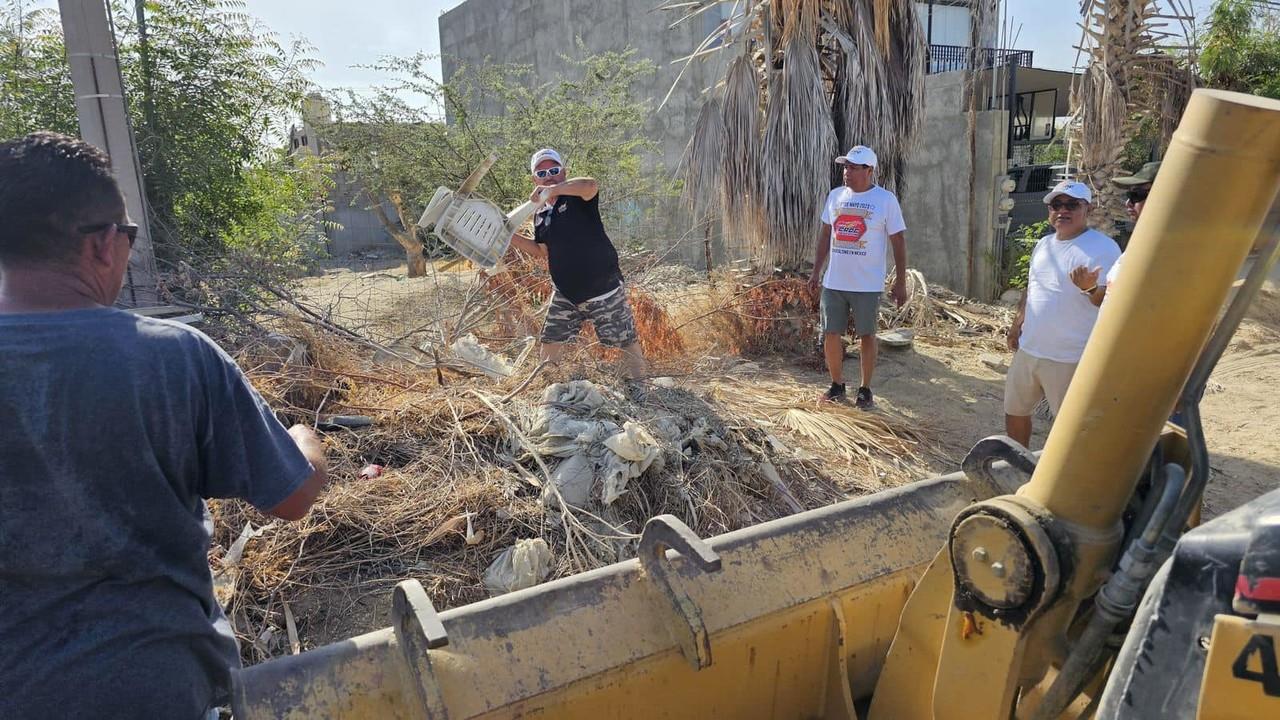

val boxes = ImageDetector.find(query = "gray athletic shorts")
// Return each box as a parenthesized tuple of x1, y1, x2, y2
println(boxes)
(820, 288, 880, 337)
(542, 286, 639, 348)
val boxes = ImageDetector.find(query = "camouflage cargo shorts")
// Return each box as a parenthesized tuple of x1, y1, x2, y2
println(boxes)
(541, 286, 639, 348)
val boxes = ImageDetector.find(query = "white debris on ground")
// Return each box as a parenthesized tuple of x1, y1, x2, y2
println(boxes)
(451, 333, 516, 379)
(483, 538, 553, 596)
(525, 381, 671, 508)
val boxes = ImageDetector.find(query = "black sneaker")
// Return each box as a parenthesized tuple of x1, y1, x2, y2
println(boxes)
(854, 386, 874, 409)
(823, 382, 847, 402)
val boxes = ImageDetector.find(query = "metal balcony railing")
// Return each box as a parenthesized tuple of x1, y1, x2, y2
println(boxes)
(927, 44, 1033, 74)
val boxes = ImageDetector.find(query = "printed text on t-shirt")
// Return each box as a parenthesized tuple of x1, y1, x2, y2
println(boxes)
(832, 205, 874, 256)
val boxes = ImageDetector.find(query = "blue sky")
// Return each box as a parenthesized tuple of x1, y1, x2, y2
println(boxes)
(245, 0, 461, 94)
(239, 0, 1215, 93)
(31, 0, 1217, 91)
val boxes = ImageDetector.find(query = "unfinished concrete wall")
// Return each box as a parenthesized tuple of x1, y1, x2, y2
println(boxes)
(325, 172, 397, 257)
(439, 0, 729, 268)
(900, 71, 1007, 300)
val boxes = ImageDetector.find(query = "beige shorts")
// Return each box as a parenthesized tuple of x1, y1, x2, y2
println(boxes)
(1004, 349, 1079, 417)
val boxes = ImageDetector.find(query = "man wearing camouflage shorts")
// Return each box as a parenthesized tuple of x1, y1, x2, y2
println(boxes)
(508, 148, 647, 383)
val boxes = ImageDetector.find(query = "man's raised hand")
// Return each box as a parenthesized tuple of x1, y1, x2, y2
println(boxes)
(1070, 264, 1101, 291)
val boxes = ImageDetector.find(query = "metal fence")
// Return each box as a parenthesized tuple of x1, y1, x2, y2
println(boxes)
(927, 45, 1033, 74)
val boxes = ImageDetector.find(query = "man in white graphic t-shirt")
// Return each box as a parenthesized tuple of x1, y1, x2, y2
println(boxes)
(1005, 180, 1121, 446)
(807, 145, 907, 408)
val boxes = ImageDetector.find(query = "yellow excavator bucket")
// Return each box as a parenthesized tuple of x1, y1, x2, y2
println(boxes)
(233, 451, 1028, 719)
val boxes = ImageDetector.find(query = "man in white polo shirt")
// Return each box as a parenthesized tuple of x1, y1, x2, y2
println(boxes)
(1005, 180, 1121, 446)
(807, 145, 908, 408)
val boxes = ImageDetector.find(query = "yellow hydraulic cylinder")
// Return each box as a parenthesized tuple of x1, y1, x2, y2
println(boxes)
(1022, 89, 1280, 533)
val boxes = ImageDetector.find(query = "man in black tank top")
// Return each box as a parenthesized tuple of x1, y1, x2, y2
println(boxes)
(508, 148, 648, 385)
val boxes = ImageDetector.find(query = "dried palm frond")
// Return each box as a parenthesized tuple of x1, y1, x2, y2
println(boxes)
(1073, 0, 1197, 225)
(678, 92, 726, 221)
(712, 374, 936, 474)
(883, 0, 927, 195)
(720, 48, 765, 261)
(879, 268, 936, 330)
(662, 0, 925, 270)
(761, 0, 836, 269)
(872, 0, 892, 55)
(825, 0, 924, 197)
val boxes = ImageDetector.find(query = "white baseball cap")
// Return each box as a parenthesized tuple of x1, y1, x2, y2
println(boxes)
(1043, 180, 1092, 204)
(835, 145, 877, 168)
(529, 148, 563, 173)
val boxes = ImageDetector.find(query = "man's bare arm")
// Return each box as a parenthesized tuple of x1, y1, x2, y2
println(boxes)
(547, 177, 598, 202)
(888, 231, 908, 306)
(1008, 288, 1028, 351)
(509, 232, 547, 260)
(268, 425, 329, 521)
(889, 232, 907, 283)
(810, 223, 831, 284)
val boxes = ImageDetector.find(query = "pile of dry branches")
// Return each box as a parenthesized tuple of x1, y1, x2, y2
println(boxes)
(666, 267, 1009, 358)
(209, 285, 938, 663)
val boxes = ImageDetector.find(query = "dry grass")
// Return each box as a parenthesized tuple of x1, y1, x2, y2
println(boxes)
(668, 268, 1009, 359)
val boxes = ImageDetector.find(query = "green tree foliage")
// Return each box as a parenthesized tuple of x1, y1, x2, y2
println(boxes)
(321, 48, 672, 276)
(0, 0, 331, 311)
(0, 5, 77, 138)
(1004, 220, 1052, 291)
(1201, 0, 1280, 99)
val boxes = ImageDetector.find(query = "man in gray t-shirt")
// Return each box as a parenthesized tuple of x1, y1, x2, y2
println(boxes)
(0, 132, 329, 718)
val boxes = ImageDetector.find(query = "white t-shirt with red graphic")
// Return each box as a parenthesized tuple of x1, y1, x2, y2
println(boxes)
(819, 185, 907, 292)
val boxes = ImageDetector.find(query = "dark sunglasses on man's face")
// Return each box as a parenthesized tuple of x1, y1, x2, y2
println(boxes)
(534, 166, 562, 179)
(79, 222, 140, 247)
(1125, 189, 1150, 204)
(1049, 200, 1083, 212)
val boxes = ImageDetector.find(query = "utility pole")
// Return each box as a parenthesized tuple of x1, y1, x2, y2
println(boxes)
(58, 0, 158, 307)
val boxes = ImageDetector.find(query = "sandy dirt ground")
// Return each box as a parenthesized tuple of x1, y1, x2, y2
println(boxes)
(862, 315, 1280, 518)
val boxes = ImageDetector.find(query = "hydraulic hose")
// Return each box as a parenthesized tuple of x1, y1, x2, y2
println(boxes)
(1027, 464, 1186, 720)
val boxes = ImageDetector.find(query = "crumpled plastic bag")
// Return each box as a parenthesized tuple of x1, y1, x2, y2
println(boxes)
(530, 415, 618, 457)
(602, 422, 663, 506)
(543, 453, 594, 508)
(483, 538, 553, 596)
(451, 334, 514, 379)
(542, 381, 606, 411)
(527, 381, 617, 457)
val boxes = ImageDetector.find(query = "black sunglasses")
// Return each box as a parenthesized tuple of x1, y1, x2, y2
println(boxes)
(1049, 200, 1084, 211)
(534, 166, 562, 179)
(79, 222, 139, 247)
(1125, 189, 1150, 204)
